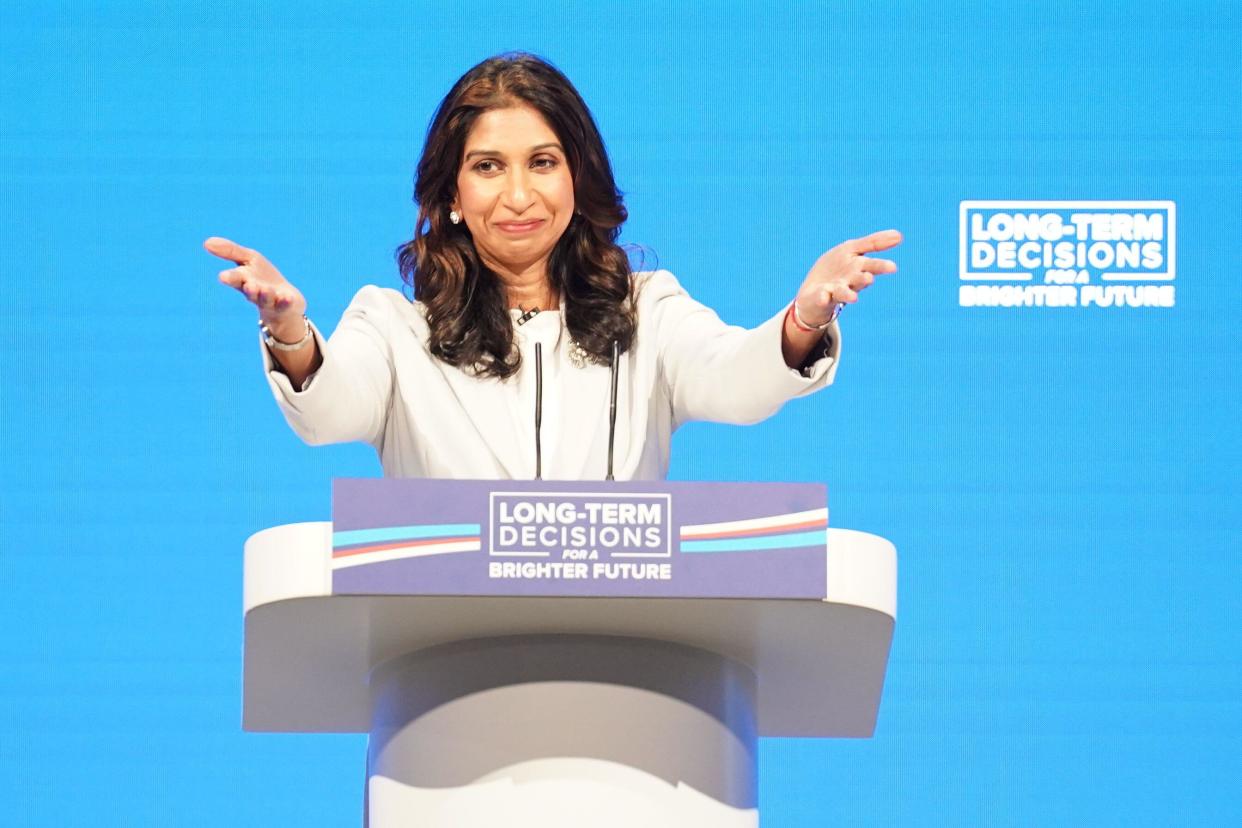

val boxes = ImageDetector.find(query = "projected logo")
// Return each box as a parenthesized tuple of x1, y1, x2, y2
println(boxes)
(959, 201, 1176, 308)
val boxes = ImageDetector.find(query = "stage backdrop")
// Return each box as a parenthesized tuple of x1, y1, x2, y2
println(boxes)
(2, 1, 1238, 824)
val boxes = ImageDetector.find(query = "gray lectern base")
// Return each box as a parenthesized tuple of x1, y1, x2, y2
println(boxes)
(367, 635, 758, 826)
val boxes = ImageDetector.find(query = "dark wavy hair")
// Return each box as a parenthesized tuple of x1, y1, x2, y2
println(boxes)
(395, 52, 637, 379)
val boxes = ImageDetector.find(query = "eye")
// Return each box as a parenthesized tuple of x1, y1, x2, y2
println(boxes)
(531, 156, 559, 169)
(473, 159, 501, 174)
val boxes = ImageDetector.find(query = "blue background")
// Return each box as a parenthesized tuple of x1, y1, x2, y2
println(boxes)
(2, 1, 1238, 823)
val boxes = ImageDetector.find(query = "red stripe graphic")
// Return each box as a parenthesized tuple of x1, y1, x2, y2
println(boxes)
(332, 536, 479, 559)
(680, 517, 826, 541)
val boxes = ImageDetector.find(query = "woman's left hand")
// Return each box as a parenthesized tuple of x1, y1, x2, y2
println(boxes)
(794, 229, 903, 325)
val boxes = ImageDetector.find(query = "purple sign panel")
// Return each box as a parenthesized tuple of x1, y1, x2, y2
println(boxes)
(331, 479, 828, 599)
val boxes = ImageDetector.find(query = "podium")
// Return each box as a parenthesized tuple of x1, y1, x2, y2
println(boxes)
(242, 480, 896, 826)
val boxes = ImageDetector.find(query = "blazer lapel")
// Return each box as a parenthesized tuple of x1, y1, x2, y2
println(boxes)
(435, 360, 529, 480)
(399, 303, 528, 478)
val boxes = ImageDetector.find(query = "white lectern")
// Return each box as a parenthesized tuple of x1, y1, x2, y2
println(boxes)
(242, 480, 896, 827)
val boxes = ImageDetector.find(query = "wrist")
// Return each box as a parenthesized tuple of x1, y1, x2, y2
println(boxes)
(260, 315, 312, 351)
(265, 311, 303, 339)
(789, 299, 841, 333)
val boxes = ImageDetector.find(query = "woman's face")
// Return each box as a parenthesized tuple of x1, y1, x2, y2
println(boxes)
(454, 105, 575, 283)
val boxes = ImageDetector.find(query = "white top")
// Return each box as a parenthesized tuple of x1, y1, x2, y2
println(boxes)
(261, 270, 841, 481)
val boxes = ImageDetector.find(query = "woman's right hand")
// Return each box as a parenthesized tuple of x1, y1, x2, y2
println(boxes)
(204, 236, 307, 341)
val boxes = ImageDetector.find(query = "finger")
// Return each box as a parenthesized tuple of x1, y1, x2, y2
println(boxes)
(218, 268, 244, 287)
(832, 285, 860, 304)
(858, 257, 898, 275)
(240, 281, 270, 307)
(850, 229, 903, 254)
(264, 286, 290, 310)
(797, 285, 837, 317)
(256, 287, 287, 310)
(849, 271, 875, 292)
(203, 236, 257, 265)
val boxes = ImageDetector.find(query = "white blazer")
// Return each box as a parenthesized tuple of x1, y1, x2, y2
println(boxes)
(262, 271, 840, 481)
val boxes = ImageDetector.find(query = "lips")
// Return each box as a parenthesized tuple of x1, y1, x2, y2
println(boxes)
(495, 219, 545, 234)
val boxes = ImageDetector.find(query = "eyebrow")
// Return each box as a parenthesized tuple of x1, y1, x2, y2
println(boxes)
(464, 142, 564, 160)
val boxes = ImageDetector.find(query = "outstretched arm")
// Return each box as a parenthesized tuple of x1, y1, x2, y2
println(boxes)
(206, 236, 393, 448)
(205, 236, 322, 389)
(781, 229, 902, 368)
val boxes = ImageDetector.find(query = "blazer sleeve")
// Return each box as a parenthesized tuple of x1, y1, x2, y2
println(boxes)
(260, 285, 396, 448)
(643, 271, 841, 428)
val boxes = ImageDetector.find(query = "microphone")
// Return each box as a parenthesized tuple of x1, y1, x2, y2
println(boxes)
(606, 340, 619, 481)
(534, 342, 543, 480)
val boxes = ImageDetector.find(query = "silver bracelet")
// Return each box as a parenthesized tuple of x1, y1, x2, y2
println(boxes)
(260, 315, 312, 351)
(791, 300, 842, 332)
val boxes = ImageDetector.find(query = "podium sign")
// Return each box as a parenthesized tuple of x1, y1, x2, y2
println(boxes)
(331, 478, 828, 599)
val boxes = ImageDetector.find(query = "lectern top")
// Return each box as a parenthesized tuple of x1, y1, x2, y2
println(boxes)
(243, 518, 895, 738)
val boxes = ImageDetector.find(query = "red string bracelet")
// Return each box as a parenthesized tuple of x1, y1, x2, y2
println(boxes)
(786, 303, 814, 333)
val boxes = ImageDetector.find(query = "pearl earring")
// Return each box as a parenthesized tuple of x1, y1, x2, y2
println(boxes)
(449, 210, 461, 224)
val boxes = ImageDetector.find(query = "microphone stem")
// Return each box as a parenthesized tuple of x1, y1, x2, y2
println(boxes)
(606, 341, 619, 481)
(534, 342, 543, 480)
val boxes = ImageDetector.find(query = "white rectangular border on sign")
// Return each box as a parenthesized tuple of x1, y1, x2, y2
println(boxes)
(958, 200, 1177, 282)
(488, 491, 674, 559)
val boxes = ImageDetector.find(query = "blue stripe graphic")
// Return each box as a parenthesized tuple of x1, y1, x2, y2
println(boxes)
(333, 523, 482, 547)
(679, 530, 827, 554)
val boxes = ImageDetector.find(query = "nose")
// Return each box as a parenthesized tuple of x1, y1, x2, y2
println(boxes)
(502, 168, 535, 212)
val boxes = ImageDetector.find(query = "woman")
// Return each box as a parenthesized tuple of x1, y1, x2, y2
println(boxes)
(204, 53, 900, 480)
